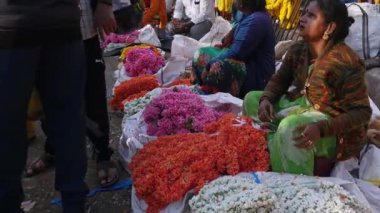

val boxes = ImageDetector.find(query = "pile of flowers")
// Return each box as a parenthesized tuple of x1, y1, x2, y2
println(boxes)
(143, 87, 222, 136)
(167, 78, 193, 87)
(130, 113, 269, 212)
(190, 174, 371, 213)
(124, 47, 165, 77)
(110, 75, 159, 110)
(189, 176, 277, 212)
(266, 176, 371, 212)
(120, 44, 161, 61)
(123, 94, 153, 118)
(101, 31, 139, 48)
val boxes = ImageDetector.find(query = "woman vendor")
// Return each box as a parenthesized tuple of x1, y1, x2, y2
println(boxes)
(244, 0, 371, 176)
(192, 0, 275, 98)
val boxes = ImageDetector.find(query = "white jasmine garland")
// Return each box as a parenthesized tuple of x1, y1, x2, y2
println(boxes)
(123, 94, 153, 118)
(190, 175, 372, 213)
(189, 176, 277, 213)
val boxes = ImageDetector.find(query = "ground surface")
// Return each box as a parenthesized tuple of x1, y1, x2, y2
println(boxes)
(23, 57, 133, 213)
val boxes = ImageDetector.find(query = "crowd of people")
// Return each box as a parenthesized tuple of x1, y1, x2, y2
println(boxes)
(0, 0, 375, 212)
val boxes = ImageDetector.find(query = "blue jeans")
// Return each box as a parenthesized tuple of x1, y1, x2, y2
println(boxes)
(0, 41, 87, 212)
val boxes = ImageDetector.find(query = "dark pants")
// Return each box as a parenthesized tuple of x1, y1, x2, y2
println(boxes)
(0, 41, 87, 212)
(44, 36, 113, 162)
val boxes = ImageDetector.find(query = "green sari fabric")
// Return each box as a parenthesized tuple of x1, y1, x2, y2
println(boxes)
(192, 47, 246, 97)
(244, 91, 336, 176)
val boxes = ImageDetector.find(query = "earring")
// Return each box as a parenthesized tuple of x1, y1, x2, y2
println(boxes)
(323, 32, 329, 40)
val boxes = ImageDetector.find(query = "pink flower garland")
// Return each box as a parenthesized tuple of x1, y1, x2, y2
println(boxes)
(124, 47, 165, 77)
(101, 31, 139, 48)
(143, 88, 223, 136)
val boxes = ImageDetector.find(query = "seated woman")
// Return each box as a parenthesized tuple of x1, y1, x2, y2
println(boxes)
(142, 0, 168, 29)
(192, 0, 275, 98)
(244, 0, 371, 176)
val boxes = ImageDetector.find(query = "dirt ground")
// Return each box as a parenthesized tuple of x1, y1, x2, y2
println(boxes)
(23, 57, 133, 213)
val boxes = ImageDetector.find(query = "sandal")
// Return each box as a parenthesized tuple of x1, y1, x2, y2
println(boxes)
(97, 161, 119, 188)
(25, 153, 55, 177)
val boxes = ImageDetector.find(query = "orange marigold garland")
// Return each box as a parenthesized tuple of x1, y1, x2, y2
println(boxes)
(110, 75, 159, 110)
(167, 78, 193, 87)
(129, 113, 269, 213)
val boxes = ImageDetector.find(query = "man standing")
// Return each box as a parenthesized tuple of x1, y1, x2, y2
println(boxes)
(0, 1, 87, 212)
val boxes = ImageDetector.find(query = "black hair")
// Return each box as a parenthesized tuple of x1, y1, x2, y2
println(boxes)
(313, 0, 355, 43)
(242, 0, 266, 12)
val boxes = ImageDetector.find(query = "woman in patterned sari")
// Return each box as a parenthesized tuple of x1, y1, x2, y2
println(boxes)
(244, 0, 371, 176)
(192, 0, 275, 98)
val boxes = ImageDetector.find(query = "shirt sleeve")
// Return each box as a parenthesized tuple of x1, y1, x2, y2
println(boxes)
(173, 0, 184, 19)
(317, 63, 372, 137)
(261, 48, 294, 103)
(190, 0, 211, 24)
(210, 15, 265, 63)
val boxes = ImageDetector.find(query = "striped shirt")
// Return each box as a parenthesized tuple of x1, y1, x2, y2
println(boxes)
(80, 0, 97, 40)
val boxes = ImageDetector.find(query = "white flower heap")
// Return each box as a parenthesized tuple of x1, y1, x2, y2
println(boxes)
(190, 174, 372, 213)
(267, 177, 371, 213)
(123, 94, 153, 118)
(189, 176, 277, 213)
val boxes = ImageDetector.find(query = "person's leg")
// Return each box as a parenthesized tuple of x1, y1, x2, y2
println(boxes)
(0, 48, 39, 212)
(83, 36, 112, 162)
(189, 20, 213, 40)
(83, 36, 118, 187)
(37, 40, 87, 212)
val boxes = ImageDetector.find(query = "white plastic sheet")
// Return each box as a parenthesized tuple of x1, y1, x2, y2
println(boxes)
(171, 35, 206, 61)
(199, 16, 232, 46)
(345, 3, 380, 59)
(360, 144, 380, 187)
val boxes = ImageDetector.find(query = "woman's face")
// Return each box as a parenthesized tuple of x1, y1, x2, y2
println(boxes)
(234, 0, 244, 11)
(298, 1, 328, 42)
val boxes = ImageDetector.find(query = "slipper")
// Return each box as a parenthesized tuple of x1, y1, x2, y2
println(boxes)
(97, 161, 119, 188)
(25, 153, 55, 177)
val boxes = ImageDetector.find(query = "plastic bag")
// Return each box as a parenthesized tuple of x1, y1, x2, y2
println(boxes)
(345, 3, 380, 59)
(199, 16, 232, 46)
(366, 68, 380, 110)
(171, 35, 206, 60)
(359, 144, 380, 186)
(136, 24, 161, 47)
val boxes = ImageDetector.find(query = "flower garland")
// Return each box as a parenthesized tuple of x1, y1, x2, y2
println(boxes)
(123, 94, 153, 118)
(266, 176, 371, 213)
(124, 47, 165, 77)
(130, 113, 269, 212)
(120, 44, 161, 61)
(110, 75, 159, 110)
(143, 87, 222, 136)
(101, 31, 139, 48)
(189, 176, 277, 212)
(167, 78, 193, 87)
(190, 175, 371, 213)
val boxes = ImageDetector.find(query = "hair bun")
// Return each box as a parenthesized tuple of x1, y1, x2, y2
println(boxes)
(347, 17, 355, 27)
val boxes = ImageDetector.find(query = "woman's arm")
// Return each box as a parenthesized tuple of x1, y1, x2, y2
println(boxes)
(210, 16, 263, 62)
(317, 64, 372, 137)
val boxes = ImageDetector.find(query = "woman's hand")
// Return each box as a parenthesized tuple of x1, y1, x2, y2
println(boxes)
(293, 123, 321, 149)
(258, 98, 275, 122)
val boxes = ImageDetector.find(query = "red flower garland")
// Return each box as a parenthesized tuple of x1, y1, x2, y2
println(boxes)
(110, 75, 159, 110)
(129, 113, 269, 213)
